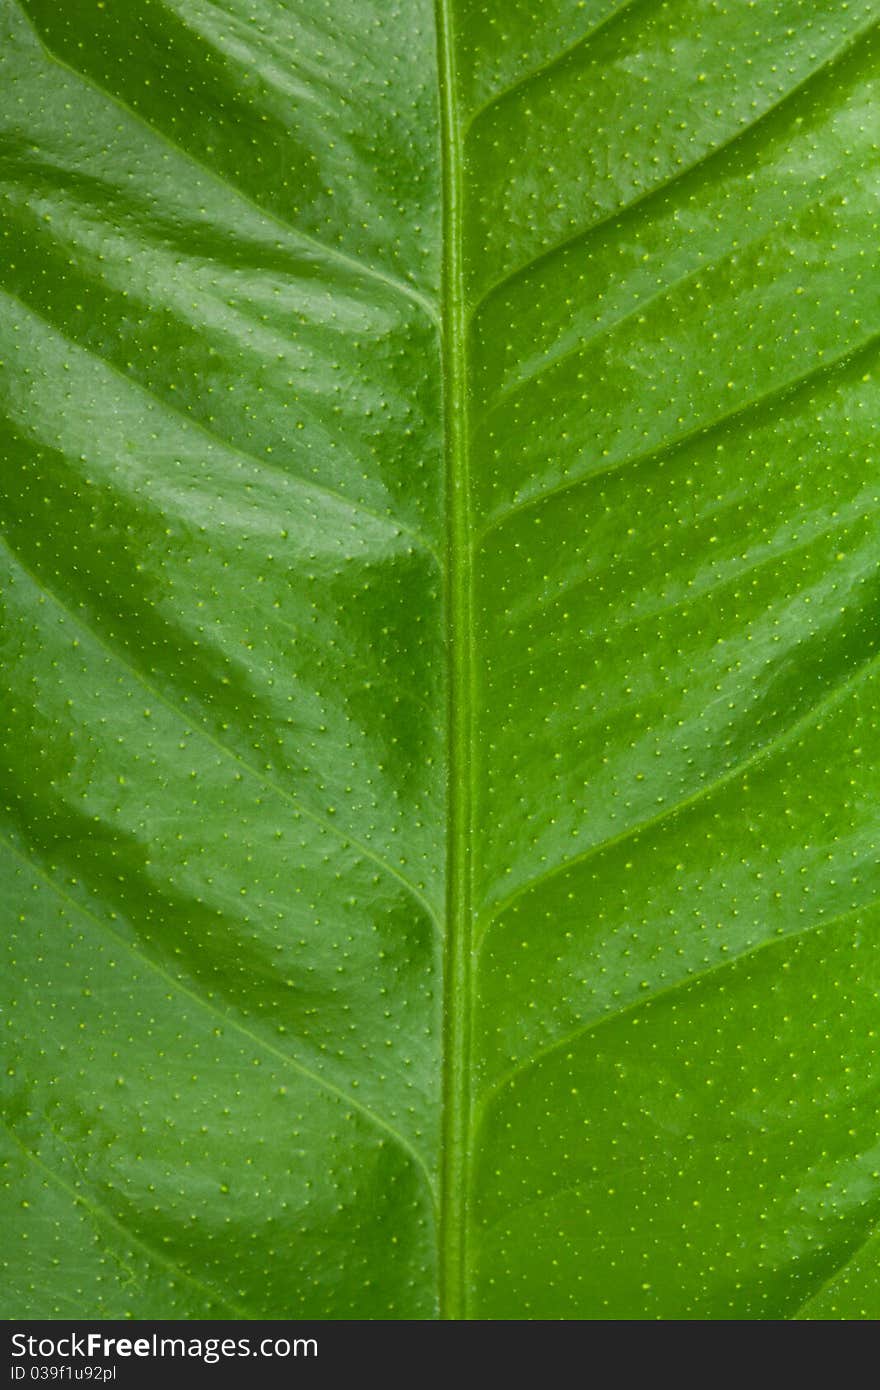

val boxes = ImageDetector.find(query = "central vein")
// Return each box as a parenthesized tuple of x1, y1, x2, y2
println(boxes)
(436, 0, 473, 1323)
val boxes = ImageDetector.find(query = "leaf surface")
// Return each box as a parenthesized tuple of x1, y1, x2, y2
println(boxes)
(1, 0, 878, 1320)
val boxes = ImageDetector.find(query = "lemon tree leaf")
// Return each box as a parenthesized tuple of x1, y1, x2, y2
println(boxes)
(1, 0, 878, 1320)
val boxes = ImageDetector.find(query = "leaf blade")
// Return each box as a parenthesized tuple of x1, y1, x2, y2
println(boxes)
(464, 0, 880, 1318)
(1, 0, 443, 1319)
(2, 0, 879, 1321)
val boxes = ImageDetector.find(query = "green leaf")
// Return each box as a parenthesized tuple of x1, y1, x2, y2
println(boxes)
(1, 0, 878, 1320)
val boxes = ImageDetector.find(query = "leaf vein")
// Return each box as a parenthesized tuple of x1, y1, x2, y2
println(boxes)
(0, 830, 439, 1203)
(476, 17, 878, 312)
(478, 637, 880, 935)
(5, 1128, 252, 1318)
(464, 0, 640, 130)
(14, 1, 440, 325)
(477, 891, 880, 1122)
(0, 285, 440, 563)
(477, 328, 880, 542)
(0, 537, 443, 936)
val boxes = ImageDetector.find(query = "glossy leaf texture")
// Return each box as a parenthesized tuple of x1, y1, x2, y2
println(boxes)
(1, 0, 879, 1321)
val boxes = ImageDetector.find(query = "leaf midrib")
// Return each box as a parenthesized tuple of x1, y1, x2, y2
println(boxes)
(435, 0, 474, 1323)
